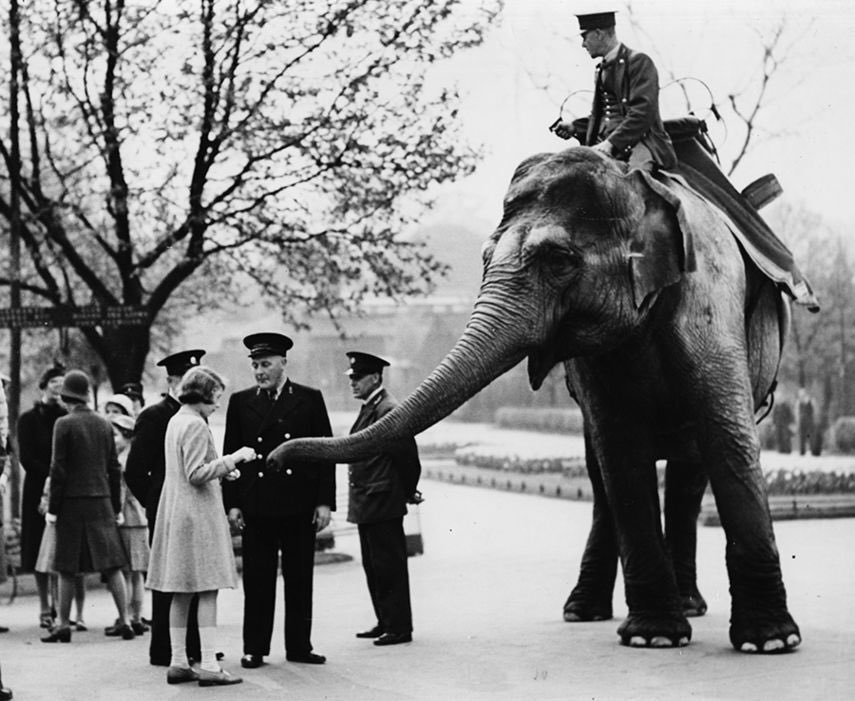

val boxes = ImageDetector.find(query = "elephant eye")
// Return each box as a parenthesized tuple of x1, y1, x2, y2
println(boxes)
(542, 243, 580, 270)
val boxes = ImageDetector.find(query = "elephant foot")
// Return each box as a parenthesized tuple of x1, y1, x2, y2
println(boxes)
(729, 610, 801, 654)
(680, 587, 707, 618)
(617, 612, 691, 648)
(562, 595, 612, 622)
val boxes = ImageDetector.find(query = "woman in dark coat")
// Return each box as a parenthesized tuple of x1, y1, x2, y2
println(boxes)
(17, 363, 66, 628)
(41, 370, 134, 643)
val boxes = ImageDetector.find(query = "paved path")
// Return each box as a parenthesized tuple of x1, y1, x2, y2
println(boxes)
(2, 478, 853, 700)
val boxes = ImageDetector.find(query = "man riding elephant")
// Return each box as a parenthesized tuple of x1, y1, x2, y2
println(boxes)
(552, 9, 819, 313)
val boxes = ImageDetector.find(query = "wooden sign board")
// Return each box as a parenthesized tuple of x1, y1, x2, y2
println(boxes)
(0, 305, 149, 329)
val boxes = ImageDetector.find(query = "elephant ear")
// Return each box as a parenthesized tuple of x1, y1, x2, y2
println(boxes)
(626, 169, 697, 309)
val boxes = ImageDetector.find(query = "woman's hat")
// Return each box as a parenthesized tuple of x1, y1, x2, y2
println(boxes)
(60, 370, 91, 403)
(38, 363, 66, 390)
(104, 393, 135, 416)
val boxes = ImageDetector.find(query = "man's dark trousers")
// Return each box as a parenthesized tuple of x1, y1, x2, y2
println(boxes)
(358, 517, 412, 634)
(241, 513, 317, 657)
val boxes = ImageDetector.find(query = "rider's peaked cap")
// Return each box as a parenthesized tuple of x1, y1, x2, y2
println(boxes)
(157, 349, 206, 376)
(576, 11, 616, 32)
(243, 332, 293, 358)
(345, 351, 390, 377)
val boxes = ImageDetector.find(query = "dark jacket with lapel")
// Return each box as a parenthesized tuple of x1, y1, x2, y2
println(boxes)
(125, 394, 180, 527)
(49, 405, 122, 514)
(222, 380, 335, 517)
(586, 43, 676, 169)
(347, 389, 421, 525)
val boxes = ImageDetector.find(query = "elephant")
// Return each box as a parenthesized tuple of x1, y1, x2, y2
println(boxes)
(269, 146, 801, 653)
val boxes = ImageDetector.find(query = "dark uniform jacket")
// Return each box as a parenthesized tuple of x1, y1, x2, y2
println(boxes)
(125, 394, 180, 526)
(49, 405, 122, 514)
(586, 43, 676, 169)
(348, 389, 421, 525)
(222, 380, 335, 517)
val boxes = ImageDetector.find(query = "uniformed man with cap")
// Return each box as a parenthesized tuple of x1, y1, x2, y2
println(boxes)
(552, 9, 676, 170)
(222, 332, 334, 668)
(125, 348, 205, 666)
(346, 351, 421, 647)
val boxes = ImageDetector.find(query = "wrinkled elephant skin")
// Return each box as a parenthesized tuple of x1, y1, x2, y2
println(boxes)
(268, 148, 800, 654)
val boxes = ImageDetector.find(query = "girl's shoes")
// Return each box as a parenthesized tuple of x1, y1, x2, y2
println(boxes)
(74, 620, 87, 632)
(41, 626, 71, 643)
(131, 620, 149, 635)
(197, 668, 242, 687)
(39, 612, 54, 629)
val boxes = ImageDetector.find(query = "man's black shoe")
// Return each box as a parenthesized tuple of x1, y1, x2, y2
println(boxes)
(286, 652, 326, 664)
(373, 632, 412, 646)
(240, 654, 264, 669)
(355, 625, 383, 639)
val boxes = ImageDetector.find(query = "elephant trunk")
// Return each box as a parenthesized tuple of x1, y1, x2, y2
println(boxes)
(268, 298, 530, 466)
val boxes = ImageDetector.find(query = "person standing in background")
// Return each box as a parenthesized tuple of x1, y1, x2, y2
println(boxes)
(125, 349, 206, 666)
(41, 370, 133, 643)
(0, 374, 10, 636)
(111, 413, 151, 636)
(18, 362, 67, 629)
(345, 352, 422, 647)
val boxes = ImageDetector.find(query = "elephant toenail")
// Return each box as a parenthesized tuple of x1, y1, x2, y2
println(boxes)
(762, 639, 785, 652)
(629, 636, 647, 647)
(786, 634, 801, 648)
(740, 642, 758, 652)
(650, 636, 671, 647)
(678, 637, 689, 646)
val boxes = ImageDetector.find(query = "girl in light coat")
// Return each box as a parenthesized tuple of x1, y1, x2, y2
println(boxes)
(147, 366, 256, 686)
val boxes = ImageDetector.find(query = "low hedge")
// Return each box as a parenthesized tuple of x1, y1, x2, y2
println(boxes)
(452, 454, 855, 495)
(494, 407, 584, 434)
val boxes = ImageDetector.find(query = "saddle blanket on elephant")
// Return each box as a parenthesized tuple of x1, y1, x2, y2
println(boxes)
(659, 126, 817, 309)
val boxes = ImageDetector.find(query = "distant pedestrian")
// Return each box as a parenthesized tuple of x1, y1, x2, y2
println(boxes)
(345, 352, 422, 647)
(103, 393, 135, 419)
(111, 413, 151, 636)
(797, 388, 816, 456)
(0, 373, 9, 636)
(124, 349, 206, 667)
(41, 370, 134, 643)
(223, 332, 335, 669)
(18, 362, 67, 629)
(147, 366, 255, 686)
(120, 382, 145, 416)
(772, 397, 794, 454)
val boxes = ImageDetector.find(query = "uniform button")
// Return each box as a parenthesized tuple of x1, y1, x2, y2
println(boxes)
(257, 437, 263, 443)
(286, 469, 293, 475)
(284, 433, 291, 439)
(257, 471, 264, 478)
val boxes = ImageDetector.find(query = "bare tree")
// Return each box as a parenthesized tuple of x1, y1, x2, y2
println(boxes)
(0, 0, 503, 387)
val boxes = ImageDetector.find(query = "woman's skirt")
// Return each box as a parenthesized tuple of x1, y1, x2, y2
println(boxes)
(120, 526, 150, 572)
(53, 496, 127, 575)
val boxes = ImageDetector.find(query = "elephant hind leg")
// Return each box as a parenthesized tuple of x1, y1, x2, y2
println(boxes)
(563, 439, 616, 622)
(664, 460, 708, 617)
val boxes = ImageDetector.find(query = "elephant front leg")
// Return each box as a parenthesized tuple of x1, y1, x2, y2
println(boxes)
(706, 454, 801, 652)
(595, 439, 691, 648)
(695, 373, 800, 652)
(664, 460, 708, 617)
(564, 436, 616, 622)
